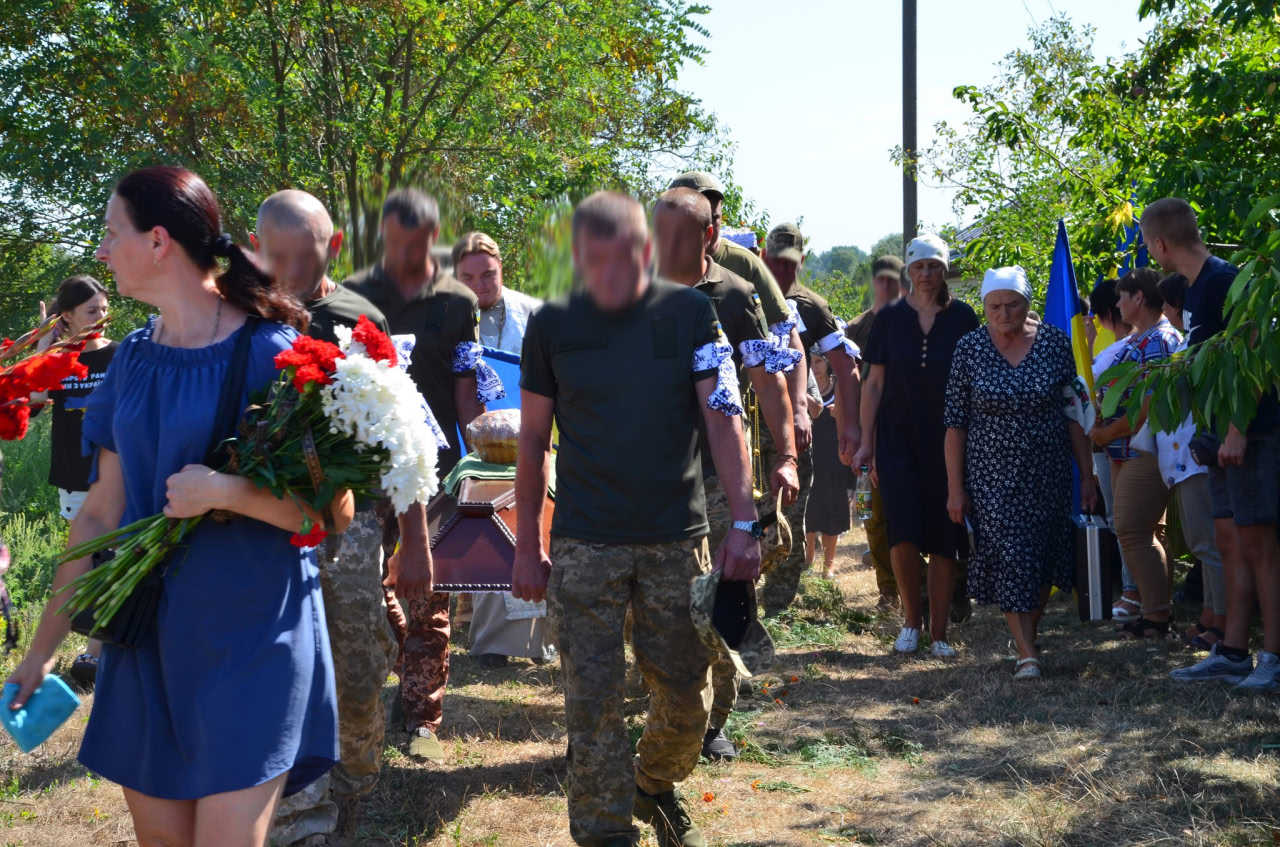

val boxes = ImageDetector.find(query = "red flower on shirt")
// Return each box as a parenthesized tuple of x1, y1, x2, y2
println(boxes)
(353, 315, 396, 366)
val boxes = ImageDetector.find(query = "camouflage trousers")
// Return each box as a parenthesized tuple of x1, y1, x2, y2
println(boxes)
(702, 473, 743, 730)
(377, 499, 451, 734)
(548, 536, 714, 847)
(384, 588, 450, 732)
(273, 508, 397, 845)
(758, 423, 814, 616)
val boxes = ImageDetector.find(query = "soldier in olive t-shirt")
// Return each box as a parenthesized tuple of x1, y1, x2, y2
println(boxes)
(346, 263, 480, 475)
(520, 279, 724, 541)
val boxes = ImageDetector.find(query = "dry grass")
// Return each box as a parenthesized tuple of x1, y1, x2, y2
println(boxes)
(2, 530, 1279, 846)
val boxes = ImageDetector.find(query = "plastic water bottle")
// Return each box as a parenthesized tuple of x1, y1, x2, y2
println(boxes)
(854, 466, 873, 522)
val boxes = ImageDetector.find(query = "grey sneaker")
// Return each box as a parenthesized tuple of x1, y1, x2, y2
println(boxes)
(1170, 645, 1252, 683)
(1233, 650, 1279, 692)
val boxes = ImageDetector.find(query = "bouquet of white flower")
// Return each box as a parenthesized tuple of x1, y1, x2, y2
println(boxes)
(59, 316, 441, 629)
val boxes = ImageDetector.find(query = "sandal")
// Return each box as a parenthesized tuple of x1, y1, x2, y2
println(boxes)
(1188, 626, 1225, 652)
(1118, 617, 1170, 641)
(1111, 597, 1141, 621)
(1014, 657, 1043, 680)
(1182, 621, 1208, 646)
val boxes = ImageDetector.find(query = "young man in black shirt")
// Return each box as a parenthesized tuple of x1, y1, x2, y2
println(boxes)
(1143, 198, 1280, 690)
(513, 191, 760, 847)
(253, 190, 400, 840)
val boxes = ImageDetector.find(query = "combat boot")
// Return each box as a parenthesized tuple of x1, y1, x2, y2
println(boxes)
(634, 787, 706, 847)
(334, 794, 361, 838)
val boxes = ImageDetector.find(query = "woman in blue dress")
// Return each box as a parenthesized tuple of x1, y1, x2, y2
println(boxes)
(7, 166, 346, 846)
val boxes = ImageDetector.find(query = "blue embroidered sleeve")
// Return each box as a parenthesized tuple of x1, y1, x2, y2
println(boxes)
(453, 341, 507, 404)
(692, 340, 743, 417)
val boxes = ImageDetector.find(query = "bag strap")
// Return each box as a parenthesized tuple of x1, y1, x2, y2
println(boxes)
(203, 315, 262, 468)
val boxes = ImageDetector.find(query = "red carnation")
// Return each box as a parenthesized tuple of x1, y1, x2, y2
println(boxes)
(0, 401, 31, 441)
(290, 523, 328, 548)
(353, 315, 396, 365)
(274, 336, 343, 374)
(291, 363, 333, 394)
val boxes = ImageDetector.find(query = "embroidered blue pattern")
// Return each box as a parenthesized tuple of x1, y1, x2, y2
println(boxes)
(453, 341, 506, 404)
(739, 338, 802, 374)
(693, 340, 743, 417)
(392, 334, 450, 450)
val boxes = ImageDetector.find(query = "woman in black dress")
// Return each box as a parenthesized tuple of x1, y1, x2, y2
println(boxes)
(805, 353, 855, 578)
(855, 233, 978, 657)
(944, 268, 1097, 679)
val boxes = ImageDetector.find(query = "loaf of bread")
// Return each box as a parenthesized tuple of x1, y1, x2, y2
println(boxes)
(466, 408, 521, 464)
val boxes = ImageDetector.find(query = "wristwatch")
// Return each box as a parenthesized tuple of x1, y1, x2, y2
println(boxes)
(732, 520, 765, 539)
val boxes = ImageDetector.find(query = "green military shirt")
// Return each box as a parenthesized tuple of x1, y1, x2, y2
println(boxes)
(307, 283, 391, 346)
(847, 308, 875, 377)
(694, 260, 767, 477)
(345, 262, 480, 474)
(786, 283, 843, 365)
(712, 239, 790, 329)
(521, 279, 724, 543)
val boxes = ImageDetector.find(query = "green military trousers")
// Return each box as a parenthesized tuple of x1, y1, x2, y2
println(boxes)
(547, 536, 714, 846)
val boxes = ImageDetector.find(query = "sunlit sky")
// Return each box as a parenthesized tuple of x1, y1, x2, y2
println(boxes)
(676, 0, 1155, 253)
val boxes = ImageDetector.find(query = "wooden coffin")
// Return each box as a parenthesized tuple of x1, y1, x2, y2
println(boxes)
(427, 477, 554, 592)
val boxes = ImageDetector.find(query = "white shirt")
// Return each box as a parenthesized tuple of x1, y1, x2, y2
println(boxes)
(478, 288, 542, 354)
(1155, 337, 1204, 487)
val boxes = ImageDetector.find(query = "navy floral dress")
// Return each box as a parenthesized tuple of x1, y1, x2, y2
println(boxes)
(944, 323, 1076, 612)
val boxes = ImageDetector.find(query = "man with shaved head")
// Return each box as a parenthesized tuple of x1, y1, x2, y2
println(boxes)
(513, 191, 760, 847)
(253, 190, 396, 844)
(654, 187, 800, 762)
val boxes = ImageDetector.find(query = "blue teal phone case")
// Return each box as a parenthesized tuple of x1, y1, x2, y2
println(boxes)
(0, 676, 81, 753)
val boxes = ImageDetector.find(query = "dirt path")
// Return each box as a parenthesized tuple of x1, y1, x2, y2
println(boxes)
(2, 536, 1278, 846)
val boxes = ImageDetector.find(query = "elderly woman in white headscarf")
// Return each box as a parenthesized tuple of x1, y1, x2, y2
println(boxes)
(943, 267, 1097, 680)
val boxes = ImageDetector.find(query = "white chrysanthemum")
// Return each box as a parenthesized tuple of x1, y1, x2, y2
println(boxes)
(321, 351, 439, 513)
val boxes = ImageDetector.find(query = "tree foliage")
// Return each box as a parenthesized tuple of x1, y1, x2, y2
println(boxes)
(910, 0, 1280, 433)
(0, 0, 722, 303)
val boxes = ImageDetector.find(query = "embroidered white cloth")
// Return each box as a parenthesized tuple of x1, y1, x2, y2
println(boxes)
(1062, 374, 1096, 434)
(763, 300, 804, 373)
(453, 341, 506, 404)
(391, 334, 450, 451)
(693, 339, 744, 416)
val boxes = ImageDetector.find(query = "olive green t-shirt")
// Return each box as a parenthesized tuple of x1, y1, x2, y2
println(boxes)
(307, 283, 391, 346)
(713, 239, 790, 328)
(694, 260, 767, 477)
(787, 284, 843, 365)
(521, 279, 723, 543)
(345, 262, 480, 474)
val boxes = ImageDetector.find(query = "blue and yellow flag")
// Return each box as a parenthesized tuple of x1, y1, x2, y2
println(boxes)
(1044, 219, 1095, 396)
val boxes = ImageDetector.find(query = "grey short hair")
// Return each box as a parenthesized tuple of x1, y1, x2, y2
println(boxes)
(382, 188, 440, 232)
(654, 188, 712, 231)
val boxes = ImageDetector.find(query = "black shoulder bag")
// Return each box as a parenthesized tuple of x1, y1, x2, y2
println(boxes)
(71, 316, 262, 648)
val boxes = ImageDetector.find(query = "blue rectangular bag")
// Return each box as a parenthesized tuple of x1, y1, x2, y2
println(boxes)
(0, 676, 81, 753)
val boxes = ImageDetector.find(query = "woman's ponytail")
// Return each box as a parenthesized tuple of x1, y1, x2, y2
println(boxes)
(214, 239, 309, 333)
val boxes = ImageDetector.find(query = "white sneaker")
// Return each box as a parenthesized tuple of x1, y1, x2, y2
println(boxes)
(894, 627, 920, 653)
(930, 640, 957, 658)
(1170, 644, 1252, 683)
(1234, 650, 1280, 692)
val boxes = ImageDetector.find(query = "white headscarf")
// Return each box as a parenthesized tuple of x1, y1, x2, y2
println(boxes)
(981, 266, 1032, 303)
(905, 232, 950, 271)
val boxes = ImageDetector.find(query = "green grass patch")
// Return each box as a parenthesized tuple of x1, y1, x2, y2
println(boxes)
(754, 779, 811, 793)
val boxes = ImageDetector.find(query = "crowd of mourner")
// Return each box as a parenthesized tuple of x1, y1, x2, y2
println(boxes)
(0, 165, 1276, 847)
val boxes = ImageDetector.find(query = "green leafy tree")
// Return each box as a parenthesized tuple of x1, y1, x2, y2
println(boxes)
(0, 0, 721, 296)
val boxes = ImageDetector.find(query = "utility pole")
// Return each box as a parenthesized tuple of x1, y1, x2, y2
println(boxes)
(903, 0, 918, 244)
